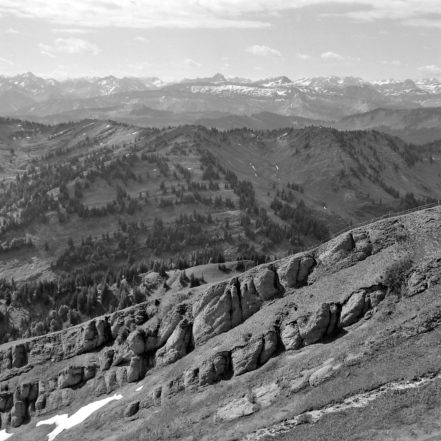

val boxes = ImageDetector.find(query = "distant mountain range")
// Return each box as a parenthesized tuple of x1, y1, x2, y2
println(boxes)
(1, 72, 441, 143)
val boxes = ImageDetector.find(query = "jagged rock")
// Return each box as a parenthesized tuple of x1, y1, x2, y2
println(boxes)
(83, 364, 97, 381)
(162, 376, 184, 401)
(297, 256, 315, 283)
(96, 317, 110, 347)
(353, 231, 372, 260)
(370, 290, 386, 308)
(127, 329, 145, 356)
(199, 360, 215, 386)
(104, 369, 119, 393)
(193, 289, 232, 346)
(11, 400, 26, 427)
(259, 329, 278, 365)
(339, 290, 366, 328)
(309, 363, 342, 387)
(212, 352, 230, 379)
(155, 318, 192, 367)
(239, 278, 262, 321)
(127, 356, 144, 383)
(12, 345, 27, 368)
(254, 268, 279, 301)
(28, 382, 39, 402)
(232, 338, 264, 376)
(280, 321, 302, 350)
(0, 392, 13, 412)
(101, 349, 114, 371)
(217, 397, 255, 421)
(157, 305, 187, 347)
(111, 318, 124, 340)
(229, 281, 243, 328)
(326, 303, 340, 336)
(278, 256, 301, 288)
(58, 365, 83, 389)
(13, 383, 30, 402)
(124, 400, 139, 417)
(298, 303, 331, 345)
(319, 233, 354, 265)
(116, 367, 127, 387)
(184, 367, 199, 391)
(290, 371, 312, 393)
(0, 348, 12, 371)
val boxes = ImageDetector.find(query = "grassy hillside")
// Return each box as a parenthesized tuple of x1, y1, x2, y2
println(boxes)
(0, 117, 439, 344)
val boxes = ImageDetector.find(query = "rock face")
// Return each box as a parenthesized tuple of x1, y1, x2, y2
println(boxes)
(0, 208, 410, 434)
(339, 290, 366, 328)
(232, 339, 264, 376)
(298, 303, 331, 345)
(124, 400, 140, 417)
(58, 365, 84, 389)
(155, 318, 193, 367)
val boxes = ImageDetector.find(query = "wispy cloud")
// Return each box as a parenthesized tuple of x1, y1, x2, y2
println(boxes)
(296, 53, 311, 60)
(418, 65, 441, 77)
(5, 28, 19, 34)
(246, 45, 281, 57)
(321, 51, 360, 62)
(381, 60, 402, 66)
(134, 36, 148, 42)
(0, 56, 13, 65)
(184, 58, 201, 68)
(39, 38, 100, 55)
(52, 28, 96, 33)
(41, 50, 56, 58)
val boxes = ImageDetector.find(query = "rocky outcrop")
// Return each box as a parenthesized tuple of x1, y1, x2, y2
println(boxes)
(232, 339, 264, 376)
(339, 290, 366, 328)
(127, 356, 145, 383)
(155, 318, 193, 367)
(280, 321, 302, 351)
(298, 303, 331, 345)
(124, 400, 139, 417)
(58, 365, 84, 389)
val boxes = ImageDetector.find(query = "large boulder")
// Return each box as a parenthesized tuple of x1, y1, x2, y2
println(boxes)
(11, 400, 26, 427)
(155, 319, 193, 367)
(58, 365, 84, 389)
(259, 329, 278, 365)
(232, 338, 264, 376)
(124, 400, 140, 417)
(339, 290, 365, 328)
(297, 256, 315, 283)
(127, 329, 145, 356)
(157, 305, 187, 347)
(254, 269, 279, 301)
(127, 356, 144, 383)
(12, 345, 27, 368)
(298, 303, 331, 345)
(193, 289, 232, 346)
(239, 278, 262, 321)
(101, 349, 114, 371)
(278, 256, 301, 288)
(229, 281, 243, 328)
(280, 321, 302, 350)
(95, 317, 110, 347)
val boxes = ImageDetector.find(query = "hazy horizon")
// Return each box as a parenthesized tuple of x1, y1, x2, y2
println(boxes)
(0, 0, 440, 82)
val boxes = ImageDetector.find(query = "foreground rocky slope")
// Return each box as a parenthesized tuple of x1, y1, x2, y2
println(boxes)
(2, 206, 441, 440)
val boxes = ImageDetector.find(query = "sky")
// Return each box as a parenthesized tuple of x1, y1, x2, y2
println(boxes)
(0, 0, 440, 81)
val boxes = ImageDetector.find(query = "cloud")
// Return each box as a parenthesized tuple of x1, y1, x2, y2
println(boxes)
(418, 65, 441, 77)
(0, 56, 13, 65)
(381, 60, 402, 66)
(184, 58, 201, 68)
(5, 28, 19, 33)
(52, 28, 96, 33)
(41, 50, 56, 58)
(321, 51, 360, 62)
(296, 53, 311, 60)
(246, 45, 281, 57)
(134, 36, 148, 42)
(38, 38, 100, 55)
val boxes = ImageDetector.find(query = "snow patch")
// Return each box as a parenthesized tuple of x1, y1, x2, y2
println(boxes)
(0, 430, 13, 441)
(37, 394, 122, 441)
(136, 386, 144, 391)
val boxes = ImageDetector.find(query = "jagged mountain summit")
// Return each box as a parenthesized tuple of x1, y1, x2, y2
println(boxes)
(1, 73, 441, 125)
(1, 206, 441, 440)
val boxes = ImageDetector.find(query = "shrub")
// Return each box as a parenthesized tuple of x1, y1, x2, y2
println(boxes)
(382, 254, 413, 295)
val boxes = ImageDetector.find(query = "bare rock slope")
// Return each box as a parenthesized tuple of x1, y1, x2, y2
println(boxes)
(2, 206, 441, 440)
